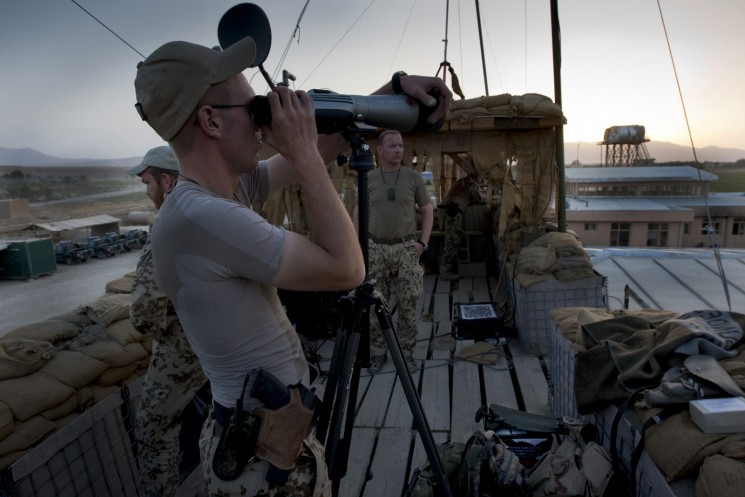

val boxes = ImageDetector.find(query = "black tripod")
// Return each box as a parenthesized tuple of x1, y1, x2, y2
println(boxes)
(315, 130, 453, 497)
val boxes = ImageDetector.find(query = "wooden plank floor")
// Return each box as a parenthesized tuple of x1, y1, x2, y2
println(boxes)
(178, 273, 552, 497)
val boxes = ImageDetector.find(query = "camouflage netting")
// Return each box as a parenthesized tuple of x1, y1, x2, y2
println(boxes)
(256, 92, 564, 264)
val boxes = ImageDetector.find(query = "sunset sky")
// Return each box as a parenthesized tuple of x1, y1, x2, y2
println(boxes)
(1, 0, 743, 159)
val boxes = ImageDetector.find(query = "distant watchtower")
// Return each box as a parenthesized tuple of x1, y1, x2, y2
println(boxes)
(598, 125, 653, 167)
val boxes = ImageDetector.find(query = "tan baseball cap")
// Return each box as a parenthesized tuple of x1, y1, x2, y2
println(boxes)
(127, 145, 179, 176)
(134, 36, 257, 141)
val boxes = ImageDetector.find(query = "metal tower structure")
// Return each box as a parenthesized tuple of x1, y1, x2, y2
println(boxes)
(598, 125, 653, 166)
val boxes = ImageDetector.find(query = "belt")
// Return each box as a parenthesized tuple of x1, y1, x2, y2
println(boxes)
(369, 233, 416, 245)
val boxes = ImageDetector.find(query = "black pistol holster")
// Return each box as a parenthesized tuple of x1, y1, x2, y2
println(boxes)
(212, 373, 260, 481)
(211, 369, 318, 483)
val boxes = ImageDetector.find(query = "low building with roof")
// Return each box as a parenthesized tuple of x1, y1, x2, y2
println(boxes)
(564, 165, 745, 249)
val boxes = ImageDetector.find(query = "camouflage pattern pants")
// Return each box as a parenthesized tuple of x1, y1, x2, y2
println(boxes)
(368, 241, 424, 358)
(439, 211, 463, 271)
(135, 322, 207, 497)
(199, 414, 330, 496)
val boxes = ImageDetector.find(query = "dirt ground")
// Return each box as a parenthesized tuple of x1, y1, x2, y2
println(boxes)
(0, 194, 154, 236)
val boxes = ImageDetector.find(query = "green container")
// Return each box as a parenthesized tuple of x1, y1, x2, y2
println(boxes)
(0, 238, 57, 280)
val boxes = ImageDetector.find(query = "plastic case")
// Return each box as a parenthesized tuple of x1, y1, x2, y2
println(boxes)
(510, 272, 607, 355)
(452, 302, 503, 340)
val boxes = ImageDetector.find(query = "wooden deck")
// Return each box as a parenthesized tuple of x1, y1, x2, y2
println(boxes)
(179, 272, 554, 497)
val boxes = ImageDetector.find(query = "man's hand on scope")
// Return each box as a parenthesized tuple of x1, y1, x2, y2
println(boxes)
(396, 75, 454, 125)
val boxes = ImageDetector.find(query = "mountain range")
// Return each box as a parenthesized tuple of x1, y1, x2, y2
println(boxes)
(1, 141, 744, 167)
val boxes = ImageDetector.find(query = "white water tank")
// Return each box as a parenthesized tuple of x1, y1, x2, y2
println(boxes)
(603, 125, 646, 143)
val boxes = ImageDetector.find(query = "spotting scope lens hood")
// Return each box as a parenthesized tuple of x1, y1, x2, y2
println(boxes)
(218, 3, 271, 65)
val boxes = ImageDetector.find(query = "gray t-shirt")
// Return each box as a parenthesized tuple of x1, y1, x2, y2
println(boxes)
(366, 165, 430, 239)
(151, 162, 309, 411)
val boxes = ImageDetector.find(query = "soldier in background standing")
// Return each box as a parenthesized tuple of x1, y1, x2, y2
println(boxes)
(128, 146, 208, 497)
(439, 160, 484, 280)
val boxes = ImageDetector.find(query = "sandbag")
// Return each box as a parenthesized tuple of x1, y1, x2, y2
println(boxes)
(105, 319, 146, 346)
(516, 246, 557, 275)
(696, 454, 745, 497)
(39, 350, 109, 389)
(0, 401, 13, 441)
(2, 319, 80, 345)
(0, 372, 75, 422)
(78, 293, 133, 326)
(0, 415, 56, 457)
(0, 339, 57, 380)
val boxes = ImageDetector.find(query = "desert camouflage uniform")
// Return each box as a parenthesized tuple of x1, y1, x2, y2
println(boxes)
(439, 211, 464, 272)
(439, 176, 483, 272)
(131, 237, 207, 497)
(368, 241, 424, 357)
(199, 413, 330, 496)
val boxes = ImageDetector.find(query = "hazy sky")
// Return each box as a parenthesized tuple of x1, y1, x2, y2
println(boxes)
(2, 0, 744, 159)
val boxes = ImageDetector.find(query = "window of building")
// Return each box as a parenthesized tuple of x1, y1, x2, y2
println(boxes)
(584, 223, 596, 231)
(732, 218, 745, 236)
(610, 222, 631, 247)
(683, 223, 690, 235)
(647, 223, 669, 247)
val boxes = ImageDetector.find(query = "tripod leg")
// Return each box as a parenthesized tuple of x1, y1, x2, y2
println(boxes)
(316, 303, 368, 496)
(374, 304, 454, 497)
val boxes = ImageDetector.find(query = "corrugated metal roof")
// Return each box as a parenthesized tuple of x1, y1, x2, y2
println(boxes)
(566, 194, 745, 211)
(566, 197, 687, 211)
(590, 248, 745, 313)
(34, 214, 121, 232)
(565, 165, 718, 183)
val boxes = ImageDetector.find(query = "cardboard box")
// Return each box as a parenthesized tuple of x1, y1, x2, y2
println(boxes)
(689, 397, 745, 433)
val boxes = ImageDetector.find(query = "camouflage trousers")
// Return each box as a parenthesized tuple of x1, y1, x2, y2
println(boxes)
(368, 241, 424, 358)
(135, 321, 207, 497)
(199, 413, 330, 496)
(439, 211, 463, 271)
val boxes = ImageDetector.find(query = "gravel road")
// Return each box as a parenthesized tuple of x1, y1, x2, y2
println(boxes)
(0, 249, 141, 337)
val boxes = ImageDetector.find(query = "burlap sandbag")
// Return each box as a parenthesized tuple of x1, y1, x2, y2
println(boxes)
(40, 394, 79, 421)
(39, 350, 109, 389)
(95, 363, 138, 387)
(68, 336, 148, 368)
(75, 386, 95, 412)
(554, 267, 596, 281)
(1, 319, 80, 345)
(516, 246, 557, 275)
(515, 271, 555, 288)
(0, 339, 57, 380)
(555, 254, 592, 270)
(0, 401, 13, 441)
(529, 231, 583, 254)
(105, 276, 135, 294)
(645, 410, 745, 482)
(696, 454, 745, 497)
(105, 319, 146, 346)
(49, 309, 94, 328)
(0, 372, 75, 422)
(88, 384, 121, 404)
(0, 448, 29, 473)
(78, 293, 133, 327)
(0, 415, 56, 456)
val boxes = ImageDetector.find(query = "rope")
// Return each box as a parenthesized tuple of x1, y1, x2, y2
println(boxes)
(656, 0, 732, 311)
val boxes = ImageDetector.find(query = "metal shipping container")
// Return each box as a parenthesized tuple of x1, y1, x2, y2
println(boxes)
(0, 238, 57, 280)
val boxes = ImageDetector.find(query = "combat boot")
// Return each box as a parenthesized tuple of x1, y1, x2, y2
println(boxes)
(439, 265, 461, 281)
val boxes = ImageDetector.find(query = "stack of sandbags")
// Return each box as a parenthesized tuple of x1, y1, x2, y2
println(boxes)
(513, 231, 595, 288)
(0, 285, 151, 471)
